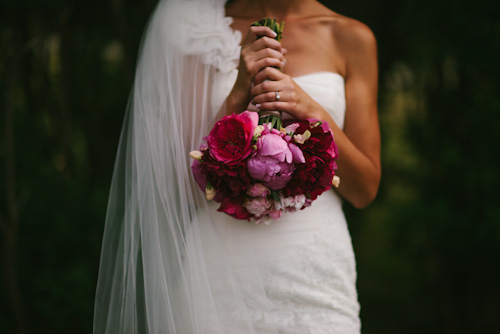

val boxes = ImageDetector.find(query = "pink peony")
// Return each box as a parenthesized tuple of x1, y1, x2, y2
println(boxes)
(247, 133, 304, 190)
(288, 143, 305, 163)
(207, 111, 258, 165)
(256, 133, 292, 162)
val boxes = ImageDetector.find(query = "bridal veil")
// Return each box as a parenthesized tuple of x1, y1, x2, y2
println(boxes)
(93, 0, 279, 332)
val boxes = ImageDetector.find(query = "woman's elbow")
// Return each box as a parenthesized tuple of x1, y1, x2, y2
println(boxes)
(349, 177, 380, 209)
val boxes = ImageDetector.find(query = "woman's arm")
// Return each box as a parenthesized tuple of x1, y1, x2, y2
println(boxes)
(335, 20, 380, 208)
(251, 21, 380, 208)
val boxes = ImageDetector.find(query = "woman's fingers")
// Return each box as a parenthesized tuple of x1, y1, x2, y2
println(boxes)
(253, 90, 286, 104)
(250, 69, 300, 114)
(251, 79, 281, 98)
(253, 67, 285, 85)
(252, 47, 286, 64)
(243, 26, 278, 45)
(252, 82, 298, 111)
(238, 29, 285, 81)
(231, 26, 285, 105)
(249, 36, 282, 53)
(250, 58, 284, 73)
(257, 101, 296, 114)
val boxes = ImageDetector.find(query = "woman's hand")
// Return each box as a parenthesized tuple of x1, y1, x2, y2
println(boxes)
(250, 67, 321, 120)
(236, 26, 286, 87)
(224, 26, 286, 115)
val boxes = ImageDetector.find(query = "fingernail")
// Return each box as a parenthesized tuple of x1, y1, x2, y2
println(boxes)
(256, 104, 261, 110)
(271, 31, 277, 38)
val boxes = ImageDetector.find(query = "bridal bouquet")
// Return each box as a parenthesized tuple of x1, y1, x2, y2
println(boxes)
(190, 111, 339, 224)
(189, 18, 339, 224)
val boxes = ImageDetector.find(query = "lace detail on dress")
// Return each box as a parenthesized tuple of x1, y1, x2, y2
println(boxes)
(262, 215, 360, 333)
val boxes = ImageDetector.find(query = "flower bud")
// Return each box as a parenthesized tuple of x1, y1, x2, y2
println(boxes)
(189, 150, 203, 160)
(205, 184, 216, 200)
(332, 175, 340, 188)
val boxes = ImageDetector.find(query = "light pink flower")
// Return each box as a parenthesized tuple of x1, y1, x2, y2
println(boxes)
(284, 123, 300, 134)
(246, 183, 271, 197)
(268, 209, 282, 220)
(244, 196, 273, 217)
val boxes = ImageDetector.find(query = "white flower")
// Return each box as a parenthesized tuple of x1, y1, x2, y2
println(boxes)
(281, 195, 295, 208)
(292, 194, 306, 210)
(253, 125, 265, 140)
(293, 130, 311, 144)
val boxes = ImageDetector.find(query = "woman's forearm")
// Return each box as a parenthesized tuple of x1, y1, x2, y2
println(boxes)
(308, 103, 381, 209)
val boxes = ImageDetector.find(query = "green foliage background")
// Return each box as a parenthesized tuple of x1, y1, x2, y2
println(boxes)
(1, 0, 499, 333)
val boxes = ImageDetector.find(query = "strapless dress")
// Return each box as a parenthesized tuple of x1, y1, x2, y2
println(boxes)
(192, 72, 361, 333)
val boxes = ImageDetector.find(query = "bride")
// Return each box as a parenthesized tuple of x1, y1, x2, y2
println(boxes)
(93, 0, 380, 333)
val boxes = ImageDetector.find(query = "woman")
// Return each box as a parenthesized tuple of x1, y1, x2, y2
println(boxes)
(94, 0, 380, 333)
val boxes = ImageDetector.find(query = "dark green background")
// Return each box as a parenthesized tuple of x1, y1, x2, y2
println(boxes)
(1, 0, 499, 333)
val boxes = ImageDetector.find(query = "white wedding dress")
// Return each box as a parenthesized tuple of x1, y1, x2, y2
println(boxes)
(94, 1, 360, 333)
(190, 71, 361, 334)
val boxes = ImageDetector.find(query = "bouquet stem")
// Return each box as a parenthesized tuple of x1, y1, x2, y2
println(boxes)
(259, 111, 282, 129)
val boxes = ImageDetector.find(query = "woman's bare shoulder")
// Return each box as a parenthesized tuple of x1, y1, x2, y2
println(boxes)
(330, 13, 377, 54)
(304, 2, 377, 51)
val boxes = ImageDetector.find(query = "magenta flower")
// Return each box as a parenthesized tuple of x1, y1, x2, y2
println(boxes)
(207, 111, 258, 165)
(191, 159, 207, 191)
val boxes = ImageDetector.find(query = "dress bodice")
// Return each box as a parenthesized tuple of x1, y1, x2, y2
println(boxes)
(211, 70, 346, 130)
(293, 71, 346, 130)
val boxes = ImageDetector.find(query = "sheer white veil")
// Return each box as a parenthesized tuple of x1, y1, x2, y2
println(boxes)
(93, 0, 280, 332)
